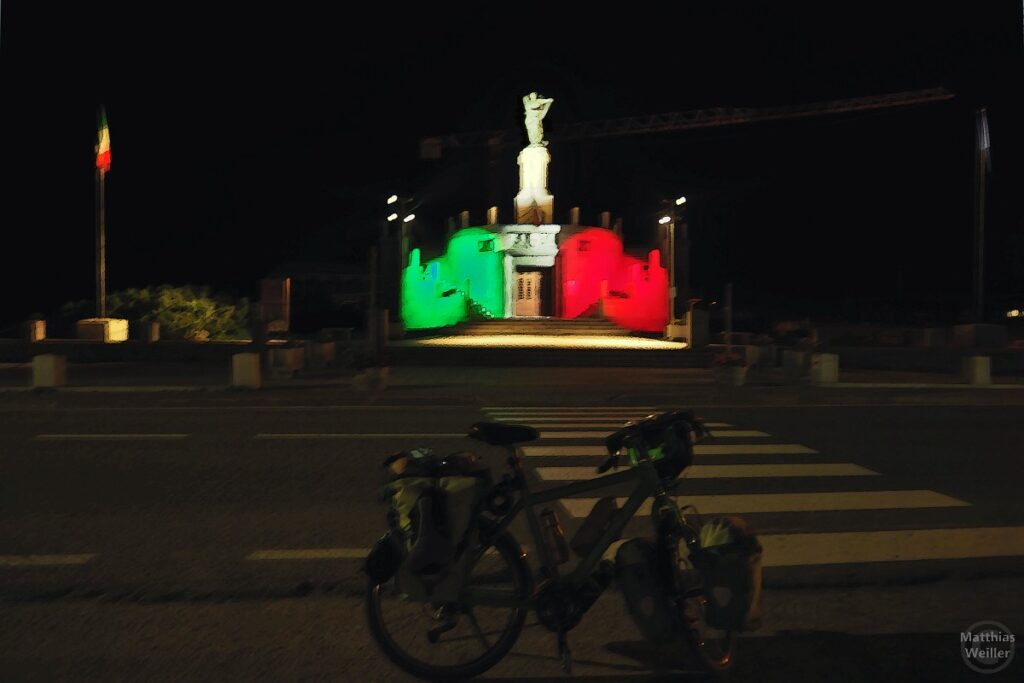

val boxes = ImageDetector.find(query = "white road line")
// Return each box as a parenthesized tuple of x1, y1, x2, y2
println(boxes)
(0, 554, 97, 567)
(560, 490, 969, 517)
(246, 547, 525, 560)
(760, 527, 1024, 567)
(242, 528, 1024, 567)
(34, 434, 188, 440)
(509, 421, 734, 428)
(484, 406, 658, 412)
(522, 444, 818, 457)
(538, 430, 768, 439)
(487, 412, 659, 418)
(255, 433, 466, 440)
(535, 463, 880, 481)
(247, 549, 368, 560)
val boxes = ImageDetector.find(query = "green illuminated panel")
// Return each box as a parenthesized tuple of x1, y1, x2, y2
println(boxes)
(400, 228, 507, 330)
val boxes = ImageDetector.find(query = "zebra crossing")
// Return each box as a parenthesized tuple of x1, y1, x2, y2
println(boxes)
(482, 406, 1024, 568)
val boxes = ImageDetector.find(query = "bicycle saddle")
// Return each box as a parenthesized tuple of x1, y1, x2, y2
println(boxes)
(468, 422, 540, 446)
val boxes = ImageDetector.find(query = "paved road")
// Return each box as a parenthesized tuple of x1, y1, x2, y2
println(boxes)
(1, 393, 1021, 680)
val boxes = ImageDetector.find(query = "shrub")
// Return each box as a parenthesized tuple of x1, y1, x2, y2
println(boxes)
(55, 285, 251, 341)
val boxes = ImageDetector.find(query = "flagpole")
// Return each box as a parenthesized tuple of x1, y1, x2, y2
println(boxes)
(96, 166, 107, 318)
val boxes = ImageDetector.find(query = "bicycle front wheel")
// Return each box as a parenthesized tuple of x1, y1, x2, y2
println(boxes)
(365, 529, 532, 681)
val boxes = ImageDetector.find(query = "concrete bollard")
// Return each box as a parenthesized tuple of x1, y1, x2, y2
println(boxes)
(810, 353, 840, 384)
(232, 353, 261, 389)
(782, 350, 810, 379)
(32, 354, 67, 388)
(961, 356, 991, 386)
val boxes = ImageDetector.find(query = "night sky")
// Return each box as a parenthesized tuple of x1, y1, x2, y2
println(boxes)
(2, 4, 1022, 331)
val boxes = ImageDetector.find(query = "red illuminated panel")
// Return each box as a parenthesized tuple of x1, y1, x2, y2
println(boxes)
(558, 228, 624, 319)
(557, 228, 667, 332)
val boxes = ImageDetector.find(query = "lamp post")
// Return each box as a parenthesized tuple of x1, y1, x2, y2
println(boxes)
(659, 195, 688, 323)
(383, 194, 417, 318)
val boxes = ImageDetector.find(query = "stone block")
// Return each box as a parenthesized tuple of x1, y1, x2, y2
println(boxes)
(32, 354, 66, 388)
(961, 356, 991, 385)
(231, 353, 261, 389)
(76, 318, 129, 343)
(811, 353, 839, 384)
(26, 319, 46, 342)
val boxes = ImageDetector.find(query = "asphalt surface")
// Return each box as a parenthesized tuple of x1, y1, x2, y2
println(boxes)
(1, 388, 1022, 681)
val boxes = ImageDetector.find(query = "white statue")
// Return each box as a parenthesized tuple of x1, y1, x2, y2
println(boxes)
(523, 92, 554, 146)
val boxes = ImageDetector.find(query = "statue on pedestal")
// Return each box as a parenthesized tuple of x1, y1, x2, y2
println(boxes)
(523, 92, 554, 146)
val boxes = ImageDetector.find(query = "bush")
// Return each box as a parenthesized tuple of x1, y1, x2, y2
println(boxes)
(55, 285, 251, 341)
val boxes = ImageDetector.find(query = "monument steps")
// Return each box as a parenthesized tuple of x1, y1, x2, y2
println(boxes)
(385, 345, 712, 368)
(451, 318, 633, 337)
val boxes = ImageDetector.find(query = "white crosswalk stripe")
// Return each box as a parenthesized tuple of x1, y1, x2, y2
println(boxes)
(560, 490, 969, 517)
(478, 407, 995, 570)
(535, 463, 880, 480)
(522, 444, 818, 456)
(514, 421, 733, 429)
(538, 430, 768, 439)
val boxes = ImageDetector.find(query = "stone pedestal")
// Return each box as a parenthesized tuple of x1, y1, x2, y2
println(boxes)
(961, 356, 991, 385)
(76, 318, 129, 343)
(232, 353, 261, 389)
(514, 146, 554, 224)
(32, 354, 67, 388)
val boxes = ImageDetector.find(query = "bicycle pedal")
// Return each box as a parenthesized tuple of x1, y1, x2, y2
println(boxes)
(426, 618, 458, 644)
(557, 631, 572, 674)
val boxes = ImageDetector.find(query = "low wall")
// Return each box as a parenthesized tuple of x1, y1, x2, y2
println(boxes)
(821, 346, 1024, 374)
(0, 339, 256, 363)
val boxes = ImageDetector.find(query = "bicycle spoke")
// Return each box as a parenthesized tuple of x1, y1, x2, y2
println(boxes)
(464, 609, 493, 651)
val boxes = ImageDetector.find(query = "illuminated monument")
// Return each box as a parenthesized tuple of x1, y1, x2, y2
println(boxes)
(401, 92, 668, 332)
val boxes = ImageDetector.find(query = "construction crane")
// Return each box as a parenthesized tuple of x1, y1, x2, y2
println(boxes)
(420, 87, 954, 157)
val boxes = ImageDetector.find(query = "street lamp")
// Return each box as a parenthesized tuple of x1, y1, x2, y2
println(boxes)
(660, 195, 690, 324)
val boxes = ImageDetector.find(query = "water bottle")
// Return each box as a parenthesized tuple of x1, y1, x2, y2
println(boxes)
(540, 508, 570, 565)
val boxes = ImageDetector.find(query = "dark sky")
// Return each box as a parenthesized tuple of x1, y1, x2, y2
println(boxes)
(2, 3, 1022, 329)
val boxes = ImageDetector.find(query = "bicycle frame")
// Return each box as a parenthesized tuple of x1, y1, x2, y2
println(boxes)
(466, 437, 699, 609)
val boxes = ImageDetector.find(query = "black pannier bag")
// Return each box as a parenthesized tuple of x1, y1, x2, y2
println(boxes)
(364, 448, 491, 601)
(615, 538, 681, 642)
(692, 516, 764, 631)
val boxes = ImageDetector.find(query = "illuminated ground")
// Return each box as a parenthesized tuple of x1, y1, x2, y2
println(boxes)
(395, 334, 689, 350)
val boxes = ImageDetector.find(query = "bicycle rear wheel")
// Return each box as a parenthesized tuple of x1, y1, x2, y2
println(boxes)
(365, 530, 532, 681)
(680, 590, 737, 674)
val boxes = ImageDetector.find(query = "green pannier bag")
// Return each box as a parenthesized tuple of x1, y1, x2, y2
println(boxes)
(379, 449, 491, 602)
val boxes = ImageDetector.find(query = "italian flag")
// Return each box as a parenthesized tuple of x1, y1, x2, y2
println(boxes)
(95, 107, 111, 172)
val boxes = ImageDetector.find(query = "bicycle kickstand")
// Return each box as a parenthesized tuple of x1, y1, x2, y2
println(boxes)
(557, 629, 572, 674)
